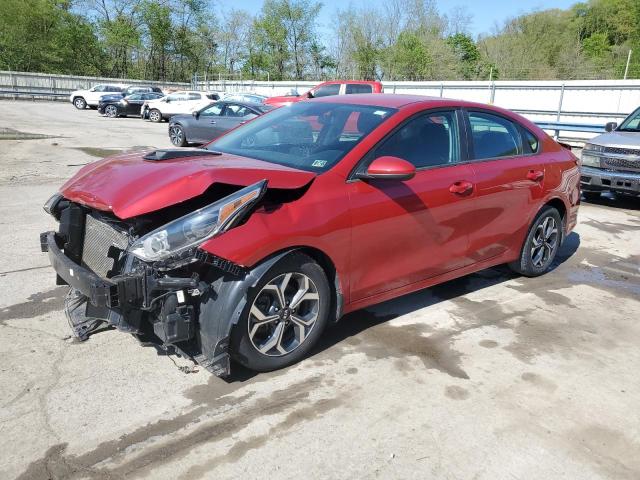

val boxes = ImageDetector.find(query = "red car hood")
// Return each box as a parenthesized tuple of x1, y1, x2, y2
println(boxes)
(61, 150, 316, 219)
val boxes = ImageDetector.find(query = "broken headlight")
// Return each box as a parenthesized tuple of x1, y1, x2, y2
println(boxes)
(43, 192, 63, 216)
(129, 180, 267, 262)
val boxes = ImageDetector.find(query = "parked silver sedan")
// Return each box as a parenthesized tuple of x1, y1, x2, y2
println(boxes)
(168, 101, 274, 146)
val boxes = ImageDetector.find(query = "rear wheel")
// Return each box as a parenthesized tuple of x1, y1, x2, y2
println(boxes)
(104, 104, 118, 118)
(231, 253, 330, 372)
(149, 109, 162, 123)
(509, 206, 562, 277)
(73, 97, 86, 109)
(169, 125, 187, 146)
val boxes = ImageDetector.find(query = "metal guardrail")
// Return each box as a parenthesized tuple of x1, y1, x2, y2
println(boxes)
(534, 121, 606, 142)
(0, 90, 69, 100)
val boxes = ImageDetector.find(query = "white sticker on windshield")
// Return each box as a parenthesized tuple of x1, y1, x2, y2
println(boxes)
(373, 110, 388, 116)
(311, 160, 327, 168)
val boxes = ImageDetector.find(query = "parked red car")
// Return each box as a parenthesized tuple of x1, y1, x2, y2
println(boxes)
(41, 94, 580, 376)
(264, 80, 383, 107)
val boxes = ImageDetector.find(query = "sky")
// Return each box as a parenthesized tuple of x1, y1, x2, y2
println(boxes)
(229, 0, 579, 38)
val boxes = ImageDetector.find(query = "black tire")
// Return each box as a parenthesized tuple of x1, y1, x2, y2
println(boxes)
(582, 191, 601, 202)
(509, 206, 563, 277)
(73, 97, 86, 109)
(230, 252, 331, 372)
(149, 109, 163, 123)
(104, 104, 119, 118)
(169, 124, 187, 146)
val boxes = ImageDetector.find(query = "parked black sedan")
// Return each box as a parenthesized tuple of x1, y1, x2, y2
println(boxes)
(168, 100, 273, 146)
(99, 92, 165, 118)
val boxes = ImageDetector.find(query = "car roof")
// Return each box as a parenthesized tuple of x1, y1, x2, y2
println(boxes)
(320, 80, 382, 85)
(309, 93, 517, 112)
(220, 99, 269, 108)
(308, 93, 443, 108)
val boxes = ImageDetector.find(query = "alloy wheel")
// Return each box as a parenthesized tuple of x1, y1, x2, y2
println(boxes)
(105, 105, 117, 118)
(169, 126, 184, 146)
(530, 216, 558, 268)
(149, 110, 161, 122)
(248, 272, 320, 357)
(74, 98, 86, 109)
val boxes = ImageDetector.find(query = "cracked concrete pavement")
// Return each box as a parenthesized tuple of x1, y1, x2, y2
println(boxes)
(0, 100, 639, 480)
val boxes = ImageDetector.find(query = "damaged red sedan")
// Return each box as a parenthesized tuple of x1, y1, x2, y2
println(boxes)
(41, 94, 580, 376)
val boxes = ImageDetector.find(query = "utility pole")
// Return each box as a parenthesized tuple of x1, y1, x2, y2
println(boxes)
(624, 49, 632, 80)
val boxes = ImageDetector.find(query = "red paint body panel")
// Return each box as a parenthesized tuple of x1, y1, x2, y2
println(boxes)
(61, 151, 316, 219)
(59, 94, 580, 316)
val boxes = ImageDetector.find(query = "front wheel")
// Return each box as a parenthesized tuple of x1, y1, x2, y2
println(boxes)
(231, 253, 330, 372)
(149, 109, 162, 123)
(169, 125, 187, 146)
(509, 206, 562, 277)
(104, 104, 118, 118)
(73, 97, 86, 109)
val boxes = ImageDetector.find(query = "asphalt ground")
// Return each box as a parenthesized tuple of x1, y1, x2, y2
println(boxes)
(0, 100, 639, 480)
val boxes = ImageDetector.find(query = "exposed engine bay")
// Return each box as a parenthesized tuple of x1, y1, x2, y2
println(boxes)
(41, 178, 311, 377)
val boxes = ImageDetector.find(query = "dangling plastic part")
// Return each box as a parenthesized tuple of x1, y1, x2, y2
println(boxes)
(64, 288, 105, 341)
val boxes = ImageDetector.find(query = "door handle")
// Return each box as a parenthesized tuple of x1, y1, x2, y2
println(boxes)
(527, 170, 544, 182)
(209, 120, 217, 124)
(449, 180, 474, 195)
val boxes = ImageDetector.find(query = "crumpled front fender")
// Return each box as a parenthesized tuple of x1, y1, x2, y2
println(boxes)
(197, 249, 294, 377)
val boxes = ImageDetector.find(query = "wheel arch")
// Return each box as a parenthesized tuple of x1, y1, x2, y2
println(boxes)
(197, 246, 343, 376)
(539, 196, 569, 240)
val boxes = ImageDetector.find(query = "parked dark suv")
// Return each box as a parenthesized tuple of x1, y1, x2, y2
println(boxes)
(99, 92, 165, 118)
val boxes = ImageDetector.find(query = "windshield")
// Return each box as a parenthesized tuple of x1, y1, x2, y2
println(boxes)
(618, 107, 640, 132)
(207, 102, 396, 172)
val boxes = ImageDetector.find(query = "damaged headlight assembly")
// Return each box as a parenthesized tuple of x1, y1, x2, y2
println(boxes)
(43, 192, 63, 216)
(129, 180, 267, 262)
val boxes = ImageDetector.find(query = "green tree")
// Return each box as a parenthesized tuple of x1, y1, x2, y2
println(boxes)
(0, 0, 104, 74)
(446, 33, 480, 79)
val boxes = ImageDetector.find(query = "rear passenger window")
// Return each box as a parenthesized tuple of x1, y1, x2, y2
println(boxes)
(345, 84, 373, 94)
(374, 111, 459, 168)
(188, 93, 202, 100)
(523, 129, 539, 153)
(313, 84, 340, 97)
(469, 112, 522, 159)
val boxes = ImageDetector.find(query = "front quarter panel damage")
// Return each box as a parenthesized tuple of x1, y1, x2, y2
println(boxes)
(198, 173, 351, 304)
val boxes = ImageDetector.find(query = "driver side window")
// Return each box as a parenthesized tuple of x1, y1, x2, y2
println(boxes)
(224, 104, 252, 117)
(373, 110, 459, 169)
(201, 103, 223, 116)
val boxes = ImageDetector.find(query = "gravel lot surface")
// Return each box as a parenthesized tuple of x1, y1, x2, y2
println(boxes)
(1, 100, 639, 480)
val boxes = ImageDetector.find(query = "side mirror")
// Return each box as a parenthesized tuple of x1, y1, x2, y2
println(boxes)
(357, 156, 416, 181)
(192, 110, 199, 118)
(306, 91, 314, 99)
(605, 122, 617, 132)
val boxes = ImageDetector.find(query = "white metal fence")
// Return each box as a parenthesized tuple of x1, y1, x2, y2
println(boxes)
(0, 71, 189, 99)
(197, 79, 640, 140)
(2, 71, 640, 141)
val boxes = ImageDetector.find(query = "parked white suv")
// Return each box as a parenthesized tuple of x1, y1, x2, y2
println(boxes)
(142, 91, 220, 122)
(69, 84, 126, 109)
